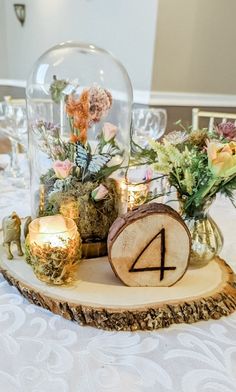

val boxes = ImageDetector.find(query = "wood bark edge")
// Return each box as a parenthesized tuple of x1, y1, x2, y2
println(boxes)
(0, 257, 236, 331)
(108, 203, 191, 244)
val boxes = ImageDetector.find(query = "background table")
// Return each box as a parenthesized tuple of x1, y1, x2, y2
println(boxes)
(0, 172, 236, 392)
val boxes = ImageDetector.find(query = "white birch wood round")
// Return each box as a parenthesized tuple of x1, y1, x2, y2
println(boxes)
(0, 247, 236, 331)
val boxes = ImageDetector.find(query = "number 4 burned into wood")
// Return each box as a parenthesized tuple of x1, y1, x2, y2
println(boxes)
(129, 228, 176, 280)
(107, 203, 191, 287)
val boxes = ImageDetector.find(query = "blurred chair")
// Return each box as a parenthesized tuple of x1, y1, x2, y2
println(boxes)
(192, 108, 236, 131)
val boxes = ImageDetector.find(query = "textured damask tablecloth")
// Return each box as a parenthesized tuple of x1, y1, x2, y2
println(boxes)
(0, 174, 236, 392)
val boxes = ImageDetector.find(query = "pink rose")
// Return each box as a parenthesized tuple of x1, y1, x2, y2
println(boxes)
(91, 184, 109, 201)
(52, 159, 74, 179)
(103, 122, 117, 142)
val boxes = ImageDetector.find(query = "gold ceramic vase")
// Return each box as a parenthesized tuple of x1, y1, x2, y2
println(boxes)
(180, 199, 223, 267)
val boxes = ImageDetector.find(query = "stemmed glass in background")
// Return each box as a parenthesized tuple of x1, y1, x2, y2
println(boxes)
(131, 108, 167, 152)
(128, 107, 167, 206)
(0, 99, 28, 186)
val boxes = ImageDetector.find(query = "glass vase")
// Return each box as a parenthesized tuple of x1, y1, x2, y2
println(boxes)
(180, 199, 223, 267)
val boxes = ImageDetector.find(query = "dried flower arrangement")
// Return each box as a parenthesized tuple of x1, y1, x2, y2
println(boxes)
(33, 77, 125, 248)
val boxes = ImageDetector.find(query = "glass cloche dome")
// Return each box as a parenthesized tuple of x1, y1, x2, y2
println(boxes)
(27, 41, 133, 256)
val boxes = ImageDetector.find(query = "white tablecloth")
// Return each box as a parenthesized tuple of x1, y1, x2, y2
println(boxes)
(0, 173, 236, 392)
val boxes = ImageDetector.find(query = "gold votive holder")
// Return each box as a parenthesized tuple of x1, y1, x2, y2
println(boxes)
(127, 183, 148, 210)
(27, 215, 81, 285)
(120, 180, 148, 211)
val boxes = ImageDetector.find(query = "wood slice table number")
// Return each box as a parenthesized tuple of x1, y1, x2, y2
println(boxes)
(108, 203, 191, 287)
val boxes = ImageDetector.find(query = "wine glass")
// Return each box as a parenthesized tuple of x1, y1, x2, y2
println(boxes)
(0, 99, 28, 186)
(130, 108, 167, 200)
(131, 108, 167, 152)
(5, 99, 28, 149)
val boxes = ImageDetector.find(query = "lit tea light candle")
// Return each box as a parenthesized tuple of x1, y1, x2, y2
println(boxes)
(28, 215, 81, 285)
(32, 215, 69, 247)
(127, 183, 148, 210)
(119, 180, 148, 211)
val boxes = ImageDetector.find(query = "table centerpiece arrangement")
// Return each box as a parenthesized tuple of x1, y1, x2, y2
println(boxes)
(1, 42, 236, 331)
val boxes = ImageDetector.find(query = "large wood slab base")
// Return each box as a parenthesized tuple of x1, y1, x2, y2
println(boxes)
(0, 249, 236, 331)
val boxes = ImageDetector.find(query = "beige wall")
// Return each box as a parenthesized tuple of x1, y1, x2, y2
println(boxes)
(0, 0, 7, 77)
(1, 0, 158, 91)
(152, 0, 236, 94)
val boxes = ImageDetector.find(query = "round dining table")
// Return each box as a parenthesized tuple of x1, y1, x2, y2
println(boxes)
(0, 170, 236, 392)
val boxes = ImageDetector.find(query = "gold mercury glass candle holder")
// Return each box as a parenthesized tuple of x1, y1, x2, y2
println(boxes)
(120, 180, 148, 211)
(127, 183, 148, 210)
(26, 215, 81, 285)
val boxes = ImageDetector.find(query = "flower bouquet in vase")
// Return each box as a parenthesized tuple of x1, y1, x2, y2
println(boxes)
(135, 122, 236, 266)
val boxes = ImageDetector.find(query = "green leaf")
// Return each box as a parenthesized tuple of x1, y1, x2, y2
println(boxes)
(175, 119, 182, 125)
(96, 164, 122, 180)
(50, 75, 68, 104)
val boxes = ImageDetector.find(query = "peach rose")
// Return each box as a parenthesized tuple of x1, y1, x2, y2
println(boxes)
(102, 122, 117, 142)
(207, 141, 236, 177)
(52, 159, 74, 179)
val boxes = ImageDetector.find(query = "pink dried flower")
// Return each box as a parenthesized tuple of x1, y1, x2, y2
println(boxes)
(88, 85, 112, 124)
(103, 122, 117, 142)
(91, 184, 109, 201)
(53, 159, 74, 179)
(215, 121, 236, 141)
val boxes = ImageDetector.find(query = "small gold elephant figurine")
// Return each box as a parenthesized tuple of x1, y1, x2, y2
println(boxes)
(2, 212, 24, 260)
